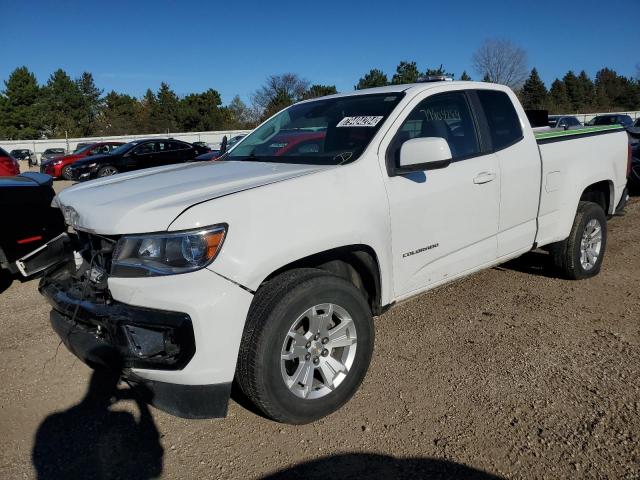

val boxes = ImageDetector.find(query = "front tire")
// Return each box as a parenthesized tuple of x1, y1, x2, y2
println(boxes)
(236, 268, 374, 424)
(551, 201, 607, 279)
(61, 165, 73, 180)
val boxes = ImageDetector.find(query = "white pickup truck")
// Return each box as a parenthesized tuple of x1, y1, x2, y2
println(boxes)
(38, 81, 630, 424)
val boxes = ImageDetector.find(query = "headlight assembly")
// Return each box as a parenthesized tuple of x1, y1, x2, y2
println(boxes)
(111, 224, 227, 277)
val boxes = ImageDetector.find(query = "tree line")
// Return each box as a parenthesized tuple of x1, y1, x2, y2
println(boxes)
(1, 39, 638, 140)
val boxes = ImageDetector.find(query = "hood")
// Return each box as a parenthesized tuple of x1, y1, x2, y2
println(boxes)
(55, 160, 329, 234)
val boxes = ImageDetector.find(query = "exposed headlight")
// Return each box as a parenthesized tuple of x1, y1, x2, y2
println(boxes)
(53, 160, 63, 165)
(87, 162, 97, 168)
(111, 225, 227, 277)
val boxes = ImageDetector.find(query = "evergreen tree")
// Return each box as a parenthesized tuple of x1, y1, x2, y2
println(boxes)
(391, 61, 420, 85)
(0, 66, 41, 139)
(155, 82, 179, 133)
(520, 68, 548, 110)
(422, 64, 453, 78)
(178, 89, 226, 132)
(137, 89, 158, 133)
(302, 84, 337, 99)
(98, 91, 139, 135)
(41, 69, 84, 137)
(562, 71, 581, 111)
(549, 79, 571, 113)
(75, 72, 103, 136)
(459, 71, 472, 81)
(576, 71, 595, 111)
(355, 69, 388, 89)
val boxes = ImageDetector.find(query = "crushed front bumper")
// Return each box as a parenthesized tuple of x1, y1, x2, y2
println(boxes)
(39, 259, 253, 419)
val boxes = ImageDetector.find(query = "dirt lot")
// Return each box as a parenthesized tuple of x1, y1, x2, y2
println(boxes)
(0, 177, 638, 479)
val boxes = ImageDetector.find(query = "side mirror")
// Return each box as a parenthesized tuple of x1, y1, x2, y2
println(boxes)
(397, 137, 452, 174)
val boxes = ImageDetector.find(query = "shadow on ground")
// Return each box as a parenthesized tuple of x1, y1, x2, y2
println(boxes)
(260, 453, 503, 480)
(496, 250, 560, 279)
(0, 268, 13, 294)
(32, 363, 164, 480)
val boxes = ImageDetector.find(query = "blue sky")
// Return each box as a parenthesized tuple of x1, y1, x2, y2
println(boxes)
(1, 0, 638, 104)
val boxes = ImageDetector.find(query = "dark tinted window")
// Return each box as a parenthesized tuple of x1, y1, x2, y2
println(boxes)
(0, 147, 9, 157)
(477, 90, 523, 150)
(567, 117, 580, 126)
(169, 141, 190, 150)
(593, 116, 617, 126)
(390, 91, 480, 161)
(134, 142, 156, 155)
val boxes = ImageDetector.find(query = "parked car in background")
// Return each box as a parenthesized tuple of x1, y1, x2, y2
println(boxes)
(41, 141, 125, 180)
(548, 115, 582, 130)
(41, 148, 66, 162)
(0, 148, 20, 176)
(69, 139, 207, 181)
(227, 134, 247, 150)
(587, 114, 634, 128)
(10, 149, 36, 166)
(192, 141, 211, 151)
(0, 173, 65, 278)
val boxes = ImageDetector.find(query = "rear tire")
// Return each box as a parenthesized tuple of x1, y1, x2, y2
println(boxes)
(97, 165, 119, 177)
(236, 268, 374, 424)
(550, 201, 607, 279)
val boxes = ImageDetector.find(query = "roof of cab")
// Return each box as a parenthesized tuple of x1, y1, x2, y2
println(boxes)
(296, 81, 511, 104)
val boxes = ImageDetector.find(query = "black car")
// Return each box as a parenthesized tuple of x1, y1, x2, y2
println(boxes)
(69, 139, 208, 181)
(0, 173, 66, 279)
(588, 114, 634, 128)
(10, 149, 36, 166)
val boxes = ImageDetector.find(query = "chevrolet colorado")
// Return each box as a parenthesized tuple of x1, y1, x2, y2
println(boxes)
(37, 81, 630, 424)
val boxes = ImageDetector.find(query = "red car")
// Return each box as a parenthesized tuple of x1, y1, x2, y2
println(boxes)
(0, 147, 20, 176)
(40, 141, 124, 179)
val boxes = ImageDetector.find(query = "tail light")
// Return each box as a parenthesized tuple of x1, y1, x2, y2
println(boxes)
(0, 156, 19, 174)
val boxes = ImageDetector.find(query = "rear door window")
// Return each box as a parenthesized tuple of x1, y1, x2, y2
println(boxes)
(476, 90, 523, 151)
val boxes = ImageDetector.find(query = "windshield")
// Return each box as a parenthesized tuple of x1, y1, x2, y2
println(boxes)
(74, 144, 97, 154)
(227, 93, 404, 165)
(110, 141, 140, 156)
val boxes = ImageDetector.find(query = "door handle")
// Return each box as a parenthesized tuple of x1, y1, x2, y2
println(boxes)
(473, 172, 496, 184)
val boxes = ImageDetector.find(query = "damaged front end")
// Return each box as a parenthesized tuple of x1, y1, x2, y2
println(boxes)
(37, 231, 196, 372)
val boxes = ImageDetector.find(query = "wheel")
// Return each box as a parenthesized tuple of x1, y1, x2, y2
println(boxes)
(551, 201, 607, 279)
(61, 165, 73, 180)
(97, 165, 119, 177)
(236, 268, 374, 424)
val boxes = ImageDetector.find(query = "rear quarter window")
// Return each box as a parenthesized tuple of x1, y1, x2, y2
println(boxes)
(477, 90, 523, 151)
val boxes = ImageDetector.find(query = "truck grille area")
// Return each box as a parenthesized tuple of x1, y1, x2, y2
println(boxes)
(39, 232, 196, 371)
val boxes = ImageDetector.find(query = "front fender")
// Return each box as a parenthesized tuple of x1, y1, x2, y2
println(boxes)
(169, 159, 395, 305)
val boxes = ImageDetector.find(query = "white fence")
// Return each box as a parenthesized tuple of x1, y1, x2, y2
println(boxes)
(1, 129, 251, 162)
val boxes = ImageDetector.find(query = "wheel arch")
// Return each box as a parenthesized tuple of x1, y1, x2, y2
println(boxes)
(260, 244, 385, 316)
(580, 179, 614, 215)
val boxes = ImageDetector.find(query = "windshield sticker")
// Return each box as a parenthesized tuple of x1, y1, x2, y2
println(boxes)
(337, 116, 384, 127)
(420, 107, 461, 121)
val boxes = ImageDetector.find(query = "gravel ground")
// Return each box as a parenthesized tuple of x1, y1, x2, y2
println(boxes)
(0, 176, 638, 479)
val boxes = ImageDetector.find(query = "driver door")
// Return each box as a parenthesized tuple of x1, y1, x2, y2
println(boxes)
(383, 90, 500, 298)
